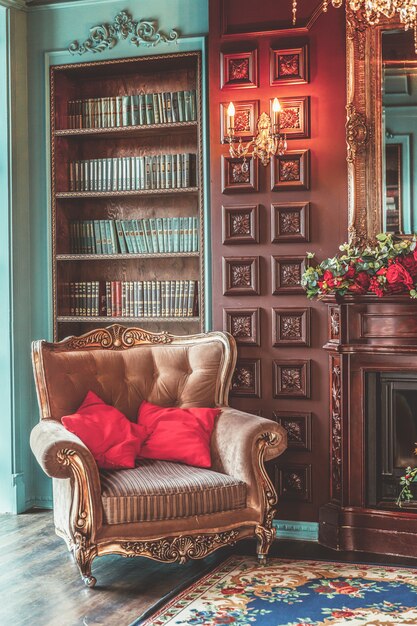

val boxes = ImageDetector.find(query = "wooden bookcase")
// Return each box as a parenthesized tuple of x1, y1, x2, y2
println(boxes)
(50, 51, 204, 340)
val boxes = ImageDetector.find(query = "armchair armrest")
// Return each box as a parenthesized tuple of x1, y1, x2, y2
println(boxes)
(30, 419, 99, 481)
(211, 406, 287, 510)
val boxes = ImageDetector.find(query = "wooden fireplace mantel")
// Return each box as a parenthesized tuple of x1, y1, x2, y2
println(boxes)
(320, 294, 417, 558)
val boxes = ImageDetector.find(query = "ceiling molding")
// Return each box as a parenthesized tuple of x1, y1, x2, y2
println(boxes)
(0, 0, 27, 9)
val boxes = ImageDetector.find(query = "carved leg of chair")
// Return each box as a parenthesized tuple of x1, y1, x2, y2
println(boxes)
(73, 537, 97, 588)
(255, 524, 276, 565)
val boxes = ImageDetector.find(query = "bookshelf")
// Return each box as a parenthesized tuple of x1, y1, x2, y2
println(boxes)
(50, 52, 204, 340)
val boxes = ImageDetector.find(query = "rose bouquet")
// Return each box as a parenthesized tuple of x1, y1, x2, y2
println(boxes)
(301, 233, 417, 300)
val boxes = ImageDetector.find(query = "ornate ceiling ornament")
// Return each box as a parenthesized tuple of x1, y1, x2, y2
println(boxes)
(69, 11, 179, 55)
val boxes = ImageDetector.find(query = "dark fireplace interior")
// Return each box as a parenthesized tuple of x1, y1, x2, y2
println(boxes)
(367, 372, 417, 508)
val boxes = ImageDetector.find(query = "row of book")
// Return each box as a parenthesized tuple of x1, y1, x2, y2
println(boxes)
(68, 153, 196, 192)
(69, 217, 199, 255)
(66, 89, 197, 129)
(66, 280, 199, 318)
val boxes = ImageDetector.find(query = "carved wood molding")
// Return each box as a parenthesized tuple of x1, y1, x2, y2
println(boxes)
(68, 11, 179, 55)
(330, 357, 342, 502)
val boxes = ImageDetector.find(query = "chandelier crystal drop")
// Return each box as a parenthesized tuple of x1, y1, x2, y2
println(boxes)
(291, 0, 417, 52)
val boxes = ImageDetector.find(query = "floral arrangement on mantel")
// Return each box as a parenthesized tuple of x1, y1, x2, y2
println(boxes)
(301, 233, 417, 300)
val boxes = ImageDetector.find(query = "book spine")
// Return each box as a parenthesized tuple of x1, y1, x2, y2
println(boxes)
(115, 219, 127, 254)
(138, 281, 144, 317)
(171, 91, 179, 123)
(153, 93, 160, 124)
(183, 280, 189, 317)
(188, 280, 195, 316)
(177, 91, 185, 122)
(106, 281, 111, 316)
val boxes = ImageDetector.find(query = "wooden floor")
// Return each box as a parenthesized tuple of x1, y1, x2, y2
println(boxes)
(3, 510, 417, 626)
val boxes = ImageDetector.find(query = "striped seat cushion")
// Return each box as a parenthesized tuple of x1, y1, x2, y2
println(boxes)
(100, 459, 247, 525)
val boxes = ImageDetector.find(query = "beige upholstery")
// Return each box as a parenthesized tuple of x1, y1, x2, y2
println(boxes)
(30, 325, 287, 587)
(100, 459, 247, 525)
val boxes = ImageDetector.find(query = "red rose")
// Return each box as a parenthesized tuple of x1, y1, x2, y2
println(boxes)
(323, 270, 336, 288)
(400, 254, 417, 279)
(344, 265, 355, 279)
(347, 271, 370, 294)
(386, 262, 413, 291)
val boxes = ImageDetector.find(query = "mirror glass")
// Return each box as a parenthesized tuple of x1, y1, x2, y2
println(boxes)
(382, 29, 417, 234)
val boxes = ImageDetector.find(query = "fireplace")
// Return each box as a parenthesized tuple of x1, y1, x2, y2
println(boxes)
(367, 372, 417, 508)
(319, 295, 417, 558)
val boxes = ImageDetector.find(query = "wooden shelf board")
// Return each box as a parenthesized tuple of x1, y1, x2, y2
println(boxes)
(56, 188, 199, 199)
(57, 316, 200, 323)
(55, 121, 197, 138)
(57, 252, 200, 261)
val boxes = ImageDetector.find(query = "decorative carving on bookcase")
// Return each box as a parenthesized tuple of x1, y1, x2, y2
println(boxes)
(273, 411, 312, 451)
(69, 11, 179, 55)
(223, 308, 260, 346)
(273, 359, 310, 398)
(329, 306, 341, 342)
(272, 308, 310, 347)
(331, 357, 342, 501)
(271, 256, 307, 295)
(222, 205, 259, 244)
(271, 202, 309, 243)
(223, 257, 260, 295)
(230, 359, 261, 397)
(276, 464, 312, 502)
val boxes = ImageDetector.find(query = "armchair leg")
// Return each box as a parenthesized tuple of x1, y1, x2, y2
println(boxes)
(255, 524, 276, 565)
(73, 536, 97, 588)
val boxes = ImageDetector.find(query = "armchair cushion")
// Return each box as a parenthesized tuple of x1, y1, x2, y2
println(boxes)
(99, 459, 247, 524)
(137, 401, 221, 468)
(61, 391, 147, 470)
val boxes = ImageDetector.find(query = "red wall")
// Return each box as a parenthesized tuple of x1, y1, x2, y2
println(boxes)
(209, 0, 348, 521)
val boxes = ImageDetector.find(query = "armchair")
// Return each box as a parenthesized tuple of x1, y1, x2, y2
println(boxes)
(30, 325, 287, 587)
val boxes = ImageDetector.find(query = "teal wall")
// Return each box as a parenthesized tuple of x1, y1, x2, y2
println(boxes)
(0, 0, 208, 513)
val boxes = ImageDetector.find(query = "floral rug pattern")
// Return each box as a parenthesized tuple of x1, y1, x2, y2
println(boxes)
(137, 556, 417, 626)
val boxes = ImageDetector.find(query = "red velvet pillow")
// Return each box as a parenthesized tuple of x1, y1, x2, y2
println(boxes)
(137, 401, 221, 468)
(61, 391, 147, 470)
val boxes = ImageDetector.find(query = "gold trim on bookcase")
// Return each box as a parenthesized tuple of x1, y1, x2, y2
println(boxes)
(197, 51, 205, 332)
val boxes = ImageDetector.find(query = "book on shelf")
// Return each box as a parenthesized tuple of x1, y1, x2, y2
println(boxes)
(68, 153, 196, 193)
(66, 89, 197, 130)
(66, 279, 198, 318)
(69, 217, 199, 255)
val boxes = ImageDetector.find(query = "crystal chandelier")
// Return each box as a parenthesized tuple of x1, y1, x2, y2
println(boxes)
(226, 98, 287, 167)
(292, 0, 417, 52)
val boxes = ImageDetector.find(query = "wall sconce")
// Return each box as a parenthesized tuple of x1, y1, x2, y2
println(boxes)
(226, 98, 287, 167)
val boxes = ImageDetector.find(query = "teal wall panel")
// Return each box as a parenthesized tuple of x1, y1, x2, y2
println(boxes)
(20, 0, 209, 510)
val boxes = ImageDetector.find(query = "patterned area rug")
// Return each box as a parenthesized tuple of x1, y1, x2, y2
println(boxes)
(134, 556, 417, 625)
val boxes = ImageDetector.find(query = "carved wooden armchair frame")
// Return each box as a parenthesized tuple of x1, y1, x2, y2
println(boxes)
(30, 325, 287, 587)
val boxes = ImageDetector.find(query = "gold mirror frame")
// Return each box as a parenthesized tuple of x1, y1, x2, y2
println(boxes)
(346, 8, 405, 244)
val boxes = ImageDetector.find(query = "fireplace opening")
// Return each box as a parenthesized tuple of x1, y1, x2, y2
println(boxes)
(367, 372, 417, 508)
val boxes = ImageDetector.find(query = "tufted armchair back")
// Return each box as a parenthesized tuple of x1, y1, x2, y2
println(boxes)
(32, 325, 236, 422)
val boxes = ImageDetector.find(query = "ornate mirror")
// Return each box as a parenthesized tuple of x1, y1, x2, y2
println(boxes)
(347, 10, 417, 243)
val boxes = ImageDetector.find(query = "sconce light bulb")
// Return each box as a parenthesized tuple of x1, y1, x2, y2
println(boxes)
(227, 102, 235, 116)
(272, 97, 282, 113)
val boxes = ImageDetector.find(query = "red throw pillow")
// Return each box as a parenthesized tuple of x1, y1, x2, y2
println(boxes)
(137, 401, 221, 468)
(61, 391, 147, 470)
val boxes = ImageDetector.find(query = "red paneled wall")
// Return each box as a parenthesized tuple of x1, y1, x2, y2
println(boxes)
(209, 0, 348, 521)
